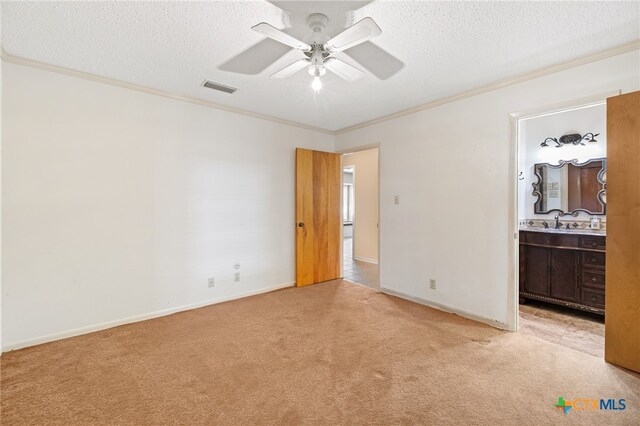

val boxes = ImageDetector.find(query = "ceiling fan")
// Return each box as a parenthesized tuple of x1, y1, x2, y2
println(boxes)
(250, 13, 385, 92)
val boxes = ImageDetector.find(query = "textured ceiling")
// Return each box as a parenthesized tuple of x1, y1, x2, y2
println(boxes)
(2, 1, 639, 131)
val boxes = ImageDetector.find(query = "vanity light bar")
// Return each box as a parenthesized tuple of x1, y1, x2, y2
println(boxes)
(540, 132, 599, 148)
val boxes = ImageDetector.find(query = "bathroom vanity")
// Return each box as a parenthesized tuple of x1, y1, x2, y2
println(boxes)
(519, 228, 606, 315)
(520, 153, 607, 315)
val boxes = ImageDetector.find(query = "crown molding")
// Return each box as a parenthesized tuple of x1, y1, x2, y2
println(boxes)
(334, 40, 640, 135)
(3, 40, 639, 137)
(0, 49, 334, 135)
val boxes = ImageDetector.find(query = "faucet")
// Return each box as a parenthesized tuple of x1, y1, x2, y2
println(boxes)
(554, 215, 561, 229)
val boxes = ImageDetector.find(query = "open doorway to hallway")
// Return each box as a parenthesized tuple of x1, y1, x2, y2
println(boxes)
(342, 148, 379, 289)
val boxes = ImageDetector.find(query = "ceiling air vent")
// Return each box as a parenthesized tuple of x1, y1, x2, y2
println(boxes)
(201, 80, 237, 94)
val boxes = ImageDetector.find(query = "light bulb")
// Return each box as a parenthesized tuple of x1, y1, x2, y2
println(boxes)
(312, 76, 322, 92)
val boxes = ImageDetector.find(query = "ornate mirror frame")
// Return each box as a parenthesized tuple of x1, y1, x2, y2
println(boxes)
(532, 158, 607, 217)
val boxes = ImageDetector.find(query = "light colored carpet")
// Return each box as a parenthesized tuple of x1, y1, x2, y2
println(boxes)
(1, 280, 638, 425)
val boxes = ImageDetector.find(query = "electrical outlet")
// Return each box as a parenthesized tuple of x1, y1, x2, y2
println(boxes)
(208, 277, 215, 288)
(234, 272, 240, 282)
(429, 279, 436, 290)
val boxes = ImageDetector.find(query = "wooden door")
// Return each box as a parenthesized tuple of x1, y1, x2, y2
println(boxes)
(295, 148, 341, 287)
(550, 249, 579, 302)
(524, 246, 550, 296)
(605, 91, 640, 373)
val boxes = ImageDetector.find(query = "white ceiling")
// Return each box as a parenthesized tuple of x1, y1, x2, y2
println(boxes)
(2, 1, 639, 131)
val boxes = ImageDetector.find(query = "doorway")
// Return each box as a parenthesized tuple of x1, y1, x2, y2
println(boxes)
(341, 148, 380, 289)
(515, 101, 607, 358)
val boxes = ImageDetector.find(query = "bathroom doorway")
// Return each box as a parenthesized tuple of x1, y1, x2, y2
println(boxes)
(515, 101, 607, 358)
(342, 148, 379, 289)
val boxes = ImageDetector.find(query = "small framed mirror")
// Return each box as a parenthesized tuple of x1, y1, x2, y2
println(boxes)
(532, 158, 606, 216)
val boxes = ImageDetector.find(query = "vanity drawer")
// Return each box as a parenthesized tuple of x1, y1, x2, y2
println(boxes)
(582, 251, 606, 269)
(580, 236, 606, 250)
(582, 269, 605, 288)
(582, 288, 605, 309)
(524, 232, 579, 248)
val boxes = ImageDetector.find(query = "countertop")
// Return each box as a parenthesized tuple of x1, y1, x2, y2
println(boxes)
(519, 226, 606, 237)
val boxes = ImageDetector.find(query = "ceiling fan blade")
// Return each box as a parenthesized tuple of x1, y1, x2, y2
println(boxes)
(219, 38, 292, 75)
(324, 58, 364, 81)
(323, 17, 382, 53)
(343, 41, 404, 80)
(252, 22, 311, 52)
(271, 58, 311, 78)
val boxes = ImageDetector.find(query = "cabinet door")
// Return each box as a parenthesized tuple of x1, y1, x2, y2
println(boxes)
(524, 246, 550, 296)
(550, 249, 579, 302)
(519, 245, 526, 293)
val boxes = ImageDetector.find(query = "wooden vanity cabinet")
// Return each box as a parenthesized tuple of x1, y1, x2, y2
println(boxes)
(519, 230, 605, 315)
(550, 249, 580, 302)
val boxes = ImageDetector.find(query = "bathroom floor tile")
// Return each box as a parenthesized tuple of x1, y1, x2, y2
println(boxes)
(519, 301, 604, 358)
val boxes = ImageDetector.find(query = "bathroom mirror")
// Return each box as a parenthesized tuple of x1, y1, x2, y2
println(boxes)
(532, 158, 606, 216)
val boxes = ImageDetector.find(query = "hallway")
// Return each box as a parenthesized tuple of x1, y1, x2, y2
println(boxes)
(343, 237, 379, 289)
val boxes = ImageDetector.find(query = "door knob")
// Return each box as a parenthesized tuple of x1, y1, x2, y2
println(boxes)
(298, 222, 305, 228)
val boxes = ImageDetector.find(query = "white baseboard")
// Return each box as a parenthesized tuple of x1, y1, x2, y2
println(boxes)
(2, 282, 294, 352)
(380, 287, 509, 331)
(353, 256, 378, 265)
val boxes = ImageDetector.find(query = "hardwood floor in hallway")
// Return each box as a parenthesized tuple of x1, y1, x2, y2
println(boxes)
(342, 237, 379, 288)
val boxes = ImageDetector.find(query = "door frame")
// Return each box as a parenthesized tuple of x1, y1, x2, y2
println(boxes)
(342, 165, 356, 260)
(508, 90, 620, 332)
(337, 144, 381, 290)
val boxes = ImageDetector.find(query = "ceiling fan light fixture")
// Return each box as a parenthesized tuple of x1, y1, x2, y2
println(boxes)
(312, 76, 322, 92)
(245, 13, 395, 93)
(308, 65, 326, 77)
(309, 65, 325, 92)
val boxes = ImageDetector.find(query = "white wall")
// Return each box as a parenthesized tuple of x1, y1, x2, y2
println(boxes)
(335, 50, 640, 328)
(0, 29, 3, 353)
(1, 62, 334, 350)
(343, 149, 379, 263)
(518, 104, 607, 221)
(2, 49, 639, 350)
